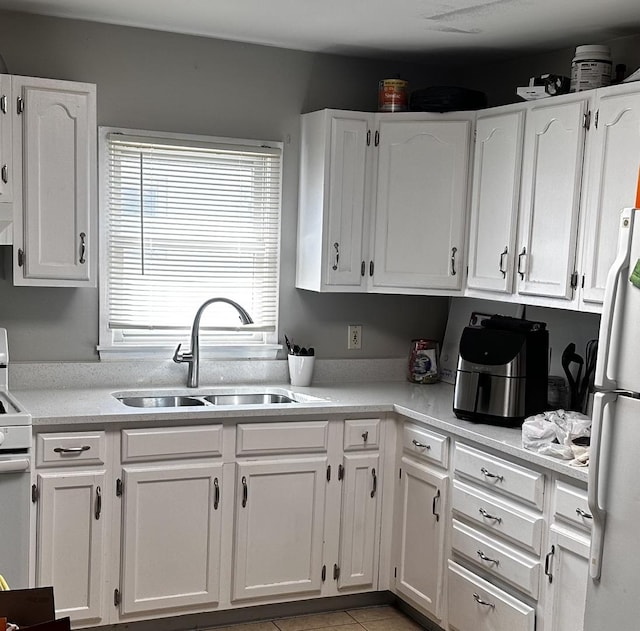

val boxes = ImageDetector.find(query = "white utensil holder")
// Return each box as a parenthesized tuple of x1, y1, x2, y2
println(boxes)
(288, 354, 315, 387)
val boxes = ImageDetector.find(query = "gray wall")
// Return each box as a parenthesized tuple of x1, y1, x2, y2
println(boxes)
(0, 10, 452, 362)
(451, 33, 640, 106)
(1, 10, 634, 362)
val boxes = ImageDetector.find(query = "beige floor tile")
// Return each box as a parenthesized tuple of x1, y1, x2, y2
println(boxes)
(210, 622, 280, 631)
(359, 616, 424, 631)
(346, 607, 406, 623)
(274, 612, 357, 631)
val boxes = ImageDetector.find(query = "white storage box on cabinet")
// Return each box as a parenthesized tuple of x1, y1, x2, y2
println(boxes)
(11, 75, 96, 287)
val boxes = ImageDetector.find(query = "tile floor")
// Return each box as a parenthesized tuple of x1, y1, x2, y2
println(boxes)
(209, 606, 425, 631)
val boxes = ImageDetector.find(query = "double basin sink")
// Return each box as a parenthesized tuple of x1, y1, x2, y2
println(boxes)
(115, 388, 321, 409)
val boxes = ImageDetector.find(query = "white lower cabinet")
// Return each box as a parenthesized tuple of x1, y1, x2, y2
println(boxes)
(231, 457, 327, 601)
(33, 415, 589, 631)
(541, 527, 590, 631)
(119, 463, 223, 615)
(336, 452, 380, 591)
(395, 456, 449, 620)
(33, 431, 109, 628)
(35, 471, 107, 627)
(541, 480, 591, 631)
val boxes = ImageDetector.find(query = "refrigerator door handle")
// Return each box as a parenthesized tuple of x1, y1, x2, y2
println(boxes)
(588, 391, 616, 580)
(596, 208, 634, 390)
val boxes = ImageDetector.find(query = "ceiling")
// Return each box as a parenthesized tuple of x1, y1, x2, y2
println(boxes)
(1, 0, 640, 64)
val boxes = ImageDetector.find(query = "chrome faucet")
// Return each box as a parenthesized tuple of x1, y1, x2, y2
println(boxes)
(173, 297, 254, 388)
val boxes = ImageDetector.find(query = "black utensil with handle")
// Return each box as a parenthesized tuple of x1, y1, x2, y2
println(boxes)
(562, 343, 584, 411)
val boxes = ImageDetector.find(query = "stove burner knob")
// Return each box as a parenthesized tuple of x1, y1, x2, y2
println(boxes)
(0, 431, 5, 446)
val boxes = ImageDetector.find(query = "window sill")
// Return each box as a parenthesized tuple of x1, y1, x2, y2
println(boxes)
(97, 344, 281, 361)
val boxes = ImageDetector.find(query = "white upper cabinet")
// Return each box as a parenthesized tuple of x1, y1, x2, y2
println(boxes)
(297, 110, 371, 292)
(467, 107, 524, 293)
(466, 82, 640, 312)
(11, 75, 96, 286)
(296, 109, 473, 295)
(516, 95, 588, 300)
(372, 117, 472, 291)
(578, 82, 640, 307)
(0, 75, 12, 206)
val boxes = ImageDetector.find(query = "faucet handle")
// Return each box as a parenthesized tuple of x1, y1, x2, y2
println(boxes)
(173, 343, 192, 364)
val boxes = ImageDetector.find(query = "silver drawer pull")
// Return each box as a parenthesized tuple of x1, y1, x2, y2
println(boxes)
(576, 507, 593, 519)
(473, 593, 495, 609)
(477, 549, 500, 565)
(54, 445, 91, 454)
(479, 507, 502, 523)
(412, 439, 431, 450)
(481, 467, 504, 482)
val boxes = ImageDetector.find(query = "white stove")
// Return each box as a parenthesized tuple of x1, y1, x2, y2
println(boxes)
(0, 328, 31, 448)
(0, 327, 31, 589)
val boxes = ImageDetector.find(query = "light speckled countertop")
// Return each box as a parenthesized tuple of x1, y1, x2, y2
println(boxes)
(13, 377, 588, 483)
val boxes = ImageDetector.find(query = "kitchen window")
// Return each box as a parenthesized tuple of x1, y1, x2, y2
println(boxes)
(98, 127, 282, 359)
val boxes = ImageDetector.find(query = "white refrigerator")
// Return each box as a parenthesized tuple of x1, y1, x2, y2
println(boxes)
(584, 207, 640, 629)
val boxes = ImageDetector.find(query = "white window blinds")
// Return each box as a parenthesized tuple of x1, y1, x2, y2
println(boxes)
(102, 131, 282, 351)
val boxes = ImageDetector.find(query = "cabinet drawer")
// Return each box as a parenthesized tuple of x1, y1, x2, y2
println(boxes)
(236, 421, 329, 455)
(448, 561, 535, 631)
(452, 481, 544, 554)
(402, 423, 449, 468)
(451, 519, 541, 598)
(343, 418, 380, 450)
(121, 425, 223, 462)
(37, 431, 106, 467)
(554, 480, 592, 533)
(454, 444, 544, 509)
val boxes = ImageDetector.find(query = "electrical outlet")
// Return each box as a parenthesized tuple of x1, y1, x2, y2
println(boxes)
(348, 325, 362, 350)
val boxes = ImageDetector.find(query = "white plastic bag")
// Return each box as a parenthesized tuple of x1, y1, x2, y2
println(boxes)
(522, 409, 591, 460)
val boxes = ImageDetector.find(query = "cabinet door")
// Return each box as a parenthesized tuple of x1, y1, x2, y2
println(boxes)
(517, 97, 588, 299)
(395, 456, 448, 620)
(12, 76, 96, 286)
(297, 110, 371, 292)
(337, 453, 379, 591)
(467, 110, 524, 293)
(580, 84, 640, 305)
(542, 527, 590, 631)
(233, 457, 327, 601)
(36, 471, 106, 627)
(0, 74, 11, 205)
(120, 463, 223, 616)
(373, 118, 471, 290)
(325, 115, 370, 287)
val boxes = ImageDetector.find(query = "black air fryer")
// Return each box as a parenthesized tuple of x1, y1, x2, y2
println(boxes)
(453, 315, 548, 426)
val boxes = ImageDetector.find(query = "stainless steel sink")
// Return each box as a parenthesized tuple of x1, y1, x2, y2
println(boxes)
(203, 393, 295, 405)
(118, 395, 207, 408)
(115, 389, 305, 408)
